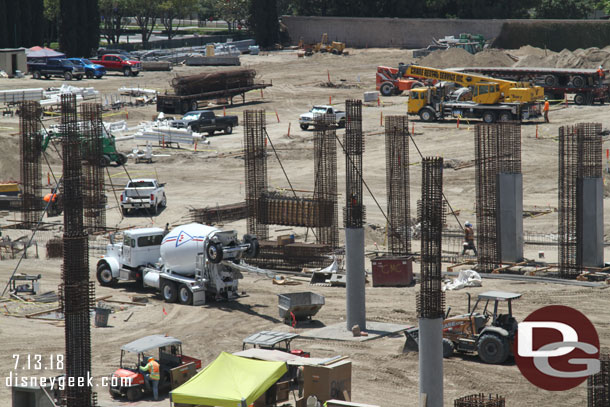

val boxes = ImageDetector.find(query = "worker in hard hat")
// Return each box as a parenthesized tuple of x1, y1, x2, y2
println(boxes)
(543, 97, 550, 123)
(598, 65, 605, 80)
(139, 356, 160, 400)
(462, 221, 477, 256)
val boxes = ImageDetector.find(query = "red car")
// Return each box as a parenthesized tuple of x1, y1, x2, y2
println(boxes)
(90, 54, 142, 77)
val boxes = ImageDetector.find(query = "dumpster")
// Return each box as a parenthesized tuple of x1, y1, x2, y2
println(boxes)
(371, 256, 413, 287)
(94, 307, 111, 327)
(278, 292, 325, 323)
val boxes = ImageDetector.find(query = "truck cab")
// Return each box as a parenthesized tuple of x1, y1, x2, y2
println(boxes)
(97, 227, 165, 286)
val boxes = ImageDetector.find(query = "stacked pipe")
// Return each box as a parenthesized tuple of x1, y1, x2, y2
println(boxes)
(171, 69, 256, 96)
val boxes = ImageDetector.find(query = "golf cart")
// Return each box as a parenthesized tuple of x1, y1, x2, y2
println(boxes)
(108, 334, 201, 401)
(404, 290, 521, 364)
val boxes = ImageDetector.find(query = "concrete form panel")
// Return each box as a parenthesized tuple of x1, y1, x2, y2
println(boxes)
(419, 317, 443, 407)
(578, 177, 604, 267)
(497, 173, 523, 263)
(345, 227, 366, 331)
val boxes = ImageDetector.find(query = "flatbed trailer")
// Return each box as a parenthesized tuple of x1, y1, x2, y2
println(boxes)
(157, 82, 272, 114)
(451, 67, 609, 105)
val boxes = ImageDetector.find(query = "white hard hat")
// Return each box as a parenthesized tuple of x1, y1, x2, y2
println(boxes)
(465, 221, 472, 227)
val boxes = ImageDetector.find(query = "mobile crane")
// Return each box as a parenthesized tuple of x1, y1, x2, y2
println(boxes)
(404, 65, 545, 123)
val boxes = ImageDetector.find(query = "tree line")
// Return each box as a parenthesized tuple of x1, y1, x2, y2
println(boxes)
(0, 0, 608, 57)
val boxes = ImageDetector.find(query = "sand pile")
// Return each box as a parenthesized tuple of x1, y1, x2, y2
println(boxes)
(0, 136, 20, 182)
(471, 49, 515, 67)
(418, 47, 474, 68)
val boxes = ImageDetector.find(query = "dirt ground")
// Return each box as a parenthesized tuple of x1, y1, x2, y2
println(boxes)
(0, 48, 609, 407)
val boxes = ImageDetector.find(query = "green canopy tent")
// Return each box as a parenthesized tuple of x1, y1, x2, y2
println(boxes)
(170, 352, 288, 407)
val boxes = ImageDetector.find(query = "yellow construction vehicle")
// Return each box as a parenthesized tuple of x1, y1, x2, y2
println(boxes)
(404, 65, 545, 123)
(313, 33, 346, 55)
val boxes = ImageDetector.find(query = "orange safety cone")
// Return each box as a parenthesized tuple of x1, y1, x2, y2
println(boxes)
(377, 97, 380, 107)
(380, 111, 383, 126)
(329, 95, 332, 105)
(412, 122, 414, 134)
(126, 111, 129, 120)
(275, 109, 280, 123)
(194, 140, 198, 151)
(287, 122, 291, 138)
(327, 70, 331, 83)
(536, 124, 538, 139)
(223, 106, 226, 116)
(457, 117, 460, 129)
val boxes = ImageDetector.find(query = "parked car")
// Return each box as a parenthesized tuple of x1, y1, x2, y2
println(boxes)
(90, 54, 142, 77)
(170, 110, 238, 136)
(120, 178, 166, 215)
(67, 58, 106, 79)
(299, 105, 346, 130)
(28, 58, 85, 81)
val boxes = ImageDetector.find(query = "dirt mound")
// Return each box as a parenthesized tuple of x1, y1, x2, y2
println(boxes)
(0, 135, 20, 182)
(417, 47, 474, 68)
(515, 45, 548, 58)
(513, 54, 552, 68)
(471, 49, 515, 67)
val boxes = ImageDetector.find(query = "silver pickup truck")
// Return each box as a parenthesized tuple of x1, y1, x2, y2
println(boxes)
(299, 105, 346, 130)
(120, 179, 166, 215)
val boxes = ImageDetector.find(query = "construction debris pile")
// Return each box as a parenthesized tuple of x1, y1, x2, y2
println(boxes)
(417, 45, 610, 69)
(171, 69, 257, 96)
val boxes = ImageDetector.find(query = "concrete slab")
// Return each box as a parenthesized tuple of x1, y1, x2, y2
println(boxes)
(299, 321, 412, 342)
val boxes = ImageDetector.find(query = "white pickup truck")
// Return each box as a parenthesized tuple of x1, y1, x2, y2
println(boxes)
(120, 178, 167, 215)
(299, 105, 346, 130)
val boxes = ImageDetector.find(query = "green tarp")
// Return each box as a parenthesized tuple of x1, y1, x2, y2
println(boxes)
(170, 352, 287, 407)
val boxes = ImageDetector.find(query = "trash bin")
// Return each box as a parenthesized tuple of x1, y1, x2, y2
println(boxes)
(94, 307, 111, 327)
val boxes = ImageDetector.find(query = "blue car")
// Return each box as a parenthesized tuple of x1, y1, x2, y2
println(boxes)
(68, 58, 106, 79)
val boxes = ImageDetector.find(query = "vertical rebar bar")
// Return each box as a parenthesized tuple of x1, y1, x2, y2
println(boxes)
(314, 113, 338, 248)
(19, 101, 43, 228)
(81, 103, 106, 233)
(385, 115, 410, 255)
(454, 393, 506, 407)
(344, 99, 365, 227)
(244, 109, 269, 240)
(58, 94, 94, 407)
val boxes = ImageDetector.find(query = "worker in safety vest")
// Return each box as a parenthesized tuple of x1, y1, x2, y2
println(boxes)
(139, 356, 160, 400)
(598, 65, 605, 80)
(543, 97, 550, 123)
(43, 192, 57, 203)
(462, 221, 477, 256)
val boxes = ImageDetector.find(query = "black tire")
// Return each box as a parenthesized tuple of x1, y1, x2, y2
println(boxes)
(86, 71, 94, 79)
(207, 130, 215, 136)
(338, 119, 346, 128)
(32, 70, 41, 80)
(64, 71, 73, 81)
(44, 74, 51, 80)
(477, 334, 509, 364)
(206, 241, 223, 263)
(154, 203, 159, 215)
(178, 284, 193, 305)
(126, 387, 141, 401)
(95, 75, 103, 79)
(160, 195, 167, 207)
(123, 67, 132, 77)
(411, 82, 424, 89)
(586, 93, 595, 105)
(419, 107, 435, 122)
(76, 75, 83, 80)
(380, 82, 395, 97)
(482, 111, 496, 124)
(498, 112, 512, 122)
(96, 263, 116, 287)
(331, 49, 339, 55)
(122, 207, 129, 216)
(161, 280, 178, 303)
(544, 75, 557, 87)
(300, 123, 309, 130)
(108, 386, 117, 399)
(132, 71, 139, 77)
(116, 153, 127, 166)
(243, 234, 260, 258)
(101, 155, 111, 167)
(574, 93, 586, 105)
(572, 75, 585, 88)
(442, 338, 455, 358)
(224, 124, 233, 134)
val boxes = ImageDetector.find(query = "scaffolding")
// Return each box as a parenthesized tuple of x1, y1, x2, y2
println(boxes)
(344, 99, 365, 228)
(19, 101, 43, 228)
(417, 157, 445, 319)
(558, 123, 602, 278)
(314, 113, 339, 248)
(385, 115, 410, 255)
(80, 103, 106, 233)
(474, 123, 521, 273)
(58, 94, 94, 407)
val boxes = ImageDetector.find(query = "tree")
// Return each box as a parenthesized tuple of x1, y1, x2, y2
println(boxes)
(213, 0, 249, 31)
(43, 0, 60, 46)
(132, 0, 161, 45)
(249, 0, 279, 47)
(59, 0, 99, 56)
(534, 0, 596, 18)
(99, 0, 132, 45)
(160, 0, 198, 40)
(197, 0, 217, 24)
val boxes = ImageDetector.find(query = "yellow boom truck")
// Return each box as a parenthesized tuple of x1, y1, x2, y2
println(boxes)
(405, 65, 545, 123)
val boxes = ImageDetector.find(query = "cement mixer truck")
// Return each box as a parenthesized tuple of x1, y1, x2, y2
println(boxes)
(96, 223, 259, 305)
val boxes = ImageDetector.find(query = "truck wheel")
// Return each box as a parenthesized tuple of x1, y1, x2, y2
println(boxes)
(544, 75, 557, 87)
(96, 263, 116, 287)
(442, 338, 454, 358)
(572, 75, 585, 88)
(380, 82, 395, 97)
(126, 387, 142, 401)
(338, 118, 346, 128)
(86, 71, 94, 79)
(115, 153, 127, 166)
(122, 207, 129, 216)
(206, 241, 223, 263)
(225, 124, 233, 134)
(64, 71, 73, 81)
(300, 124, 309, 130)
(574, 93, 586, 105)
(161, 195, 167, 207)
(132, 71, 139, 77)
(101, 155, 111, 167)
(243, 234, 260, 258)
(108, 386, 117, 399)
(161, 280, 178, 303)
(123, 67, 132, 77)
(498, 112, 512, 122)
(418, 108, 435, 122)
(477, 334, 509, 364)
(178, 284, 193, 305)
(411, 81, 424, 89)
(154, 203, 159, 215)
(44, 74, 51, 80)
(482, 111, 496, 123)
(32, 71, 41, 79)
(95, 74, 103, 79)
(207, 130, 215, 136)
(76, 75, 83, 80)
